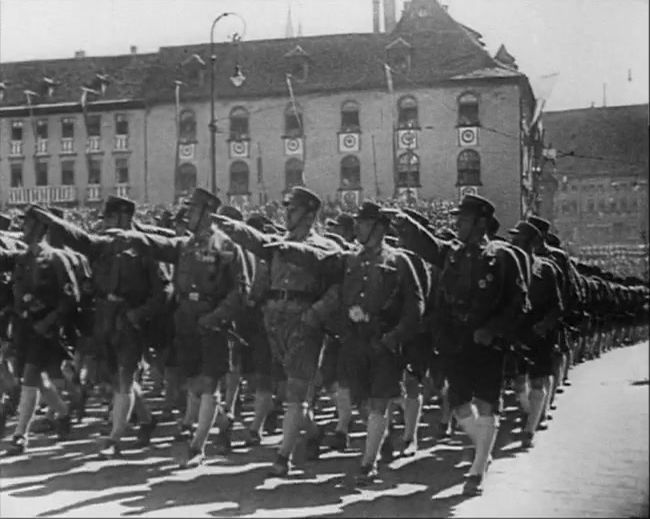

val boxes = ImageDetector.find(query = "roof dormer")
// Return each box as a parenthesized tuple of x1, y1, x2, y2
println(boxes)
(284, 45, 310, 82)
(40, 76, 60, 98)
(385, 37, 412, 75)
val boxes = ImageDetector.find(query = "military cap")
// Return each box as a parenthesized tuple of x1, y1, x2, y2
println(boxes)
(104, 195, 136, 217)
(282, 186, 321, 212)
(190, 187, 221, 212)
(402, 208, 430, 228)
(0, 214, 12, 231)
(354, 201, 391, 223)
(219, 205, 243, 221)
(23, 204, 52, 224)
(527, 215, 551, 235)
(546, 232, 561, 247)
(326, 212, 355, 230)
(450, 194, 495, 218)
(508, 220, 542, 240)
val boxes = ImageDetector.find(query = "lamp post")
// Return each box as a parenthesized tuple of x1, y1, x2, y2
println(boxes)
(209, 12, 246, 195)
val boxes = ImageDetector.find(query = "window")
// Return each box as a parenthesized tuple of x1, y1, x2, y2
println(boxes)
(61, 160, 75, 185)
(397, 96, 418, 128)
(179, 109, 197, 143)
(457, 150, 481, 186)
(61, 118, 74, 138)
(229, 107, 250, 140)
(88, 158, 102, 184)
(341, 101, 360, 132)
(340, 155, 361, 189)
(10, 163, 23, 187)
(115, 158, 129, 184)
(36, 120, 48, 139)
(35, 161, 48, 186)
(115, 114, 128, 135)
(11, 121, 23, 141)
(229, 161, 250, 195)
(284, 103, 303, 137)
(285, 158, 304, 190)
(397, 152, 420, 187)
(87, 115, 101, 137)
(458, 92, 479, 127)
(175, 163, 197, 197)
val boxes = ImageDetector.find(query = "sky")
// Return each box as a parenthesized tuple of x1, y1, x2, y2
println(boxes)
(0, 0, 648, 111)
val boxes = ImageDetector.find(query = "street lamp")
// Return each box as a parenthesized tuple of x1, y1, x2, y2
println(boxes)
(209, 12, 246, 195)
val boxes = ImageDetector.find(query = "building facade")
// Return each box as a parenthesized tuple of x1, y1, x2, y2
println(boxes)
(0, 0, 540, 229)
(543, 104, 649, 251)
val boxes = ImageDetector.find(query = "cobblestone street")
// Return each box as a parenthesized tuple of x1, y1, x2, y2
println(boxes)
(1, 341, 648, 518)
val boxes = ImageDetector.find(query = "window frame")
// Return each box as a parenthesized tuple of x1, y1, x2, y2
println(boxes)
(61, 117, 75, 139)
(88, 158, 102, 185)
(284, 158, 305, 190)
(456, 149, 482, 186)
(115, 157, 129, 184)
(10, 162, 23, 187)
(396, 151, 421, 188)
(284, 103, 304, 138)
(86, 114, 102, 137)
(341, 100, 361, 132)
(229, 106, 250, 141)
(11, 121, 23, 141)
(228, 160, 251, 195)
(457, 91, 480, 127)
(397, 95, 419, 129)
(115, 113, 129, 136)
(340, 155, 361, 189)
(36, 119, 48, 139)
(35, 161, 48, 186)
(178, 109, 197, 143)
(61, 160, 75, 185)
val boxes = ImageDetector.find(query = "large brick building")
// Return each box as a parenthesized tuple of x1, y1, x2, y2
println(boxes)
(542, 104, 649, 250)
(0, 0, 541, 229)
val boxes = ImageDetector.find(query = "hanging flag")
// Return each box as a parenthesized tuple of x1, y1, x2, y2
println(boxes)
(531, 72, 559, 127)
(285, 73, 302, 134)
(384, 63, 394, 94)
(24, 90, 39, 156)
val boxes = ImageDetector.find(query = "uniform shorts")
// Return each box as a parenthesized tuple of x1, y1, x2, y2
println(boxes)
(446, 342, 505, 411)
(319, 335, 341, 389)
(526, 338, 555, 379)
(236, 308, 282, 380)
(338, 328, 403, 404)
(174, 300, 229, 381)
(93, 300, 144, 375)
(402, 330, 433, 381)
(263, 299, 324, 382)
(12, 318, 66, 374)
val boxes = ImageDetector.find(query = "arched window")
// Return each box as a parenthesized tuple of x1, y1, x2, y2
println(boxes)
(229, 106, 250, 140)
(341, 100, 360, 132)
(284, 102, 303, 137)
(458, 92, 479, 127)
(397, 95, 418, 129)
(179, 109, 197, 143)
(175, 163, 197, 199)
(340, 155, 361, 189)
(229, 160, 250, 195)
(457, 150, 481, 186)
(285, 158, 304, 190)
(397, 152, 420, 187)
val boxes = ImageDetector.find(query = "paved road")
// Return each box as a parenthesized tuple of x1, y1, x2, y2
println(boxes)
(1, 341, 648, 518)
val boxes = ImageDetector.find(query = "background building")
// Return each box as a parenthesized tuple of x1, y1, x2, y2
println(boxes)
(0, 0, 541, 230)
(542, 103, 649, 279)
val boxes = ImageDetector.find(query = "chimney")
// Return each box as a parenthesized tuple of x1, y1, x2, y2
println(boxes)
(130, 45, 138, 55)
(383, 0, 396, 32)
(372, 0, 381, 33)
(74, 50, 86, 59)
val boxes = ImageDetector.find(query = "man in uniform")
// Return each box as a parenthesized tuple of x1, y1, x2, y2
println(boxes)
(391, 194, 529, 496)
(124, 188, 250, 467)
(0, 205, 80, 455)
(213, 186, 341, 477)
(263, 200, 425, 484)
(41, 196, 171, 457)
(509, 221, 563, 447)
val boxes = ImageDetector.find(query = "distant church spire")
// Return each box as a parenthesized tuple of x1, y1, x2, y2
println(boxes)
(285, 2, 295, 39)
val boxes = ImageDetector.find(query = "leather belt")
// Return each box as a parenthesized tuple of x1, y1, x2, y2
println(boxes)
(179, 291, 209, 302)
(268, 289, 315, 302)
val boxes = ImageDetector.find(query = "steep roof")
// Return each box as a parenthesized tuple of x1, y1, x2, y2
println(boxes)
(0, 0, 524, 109)
(0, 53, 157, 108)
(543, 104, 649, 178)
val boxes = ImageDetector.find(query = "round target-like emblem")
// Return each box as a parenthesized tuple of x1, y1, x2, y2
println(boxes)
(179, 144, 194, 159)
(460, 128, 476, 144)
(342, 134, 357, 148)
(461, 186, 478, 197)
(286, 139, 300, 152)
(232, 141, 246, 154)
(400, 131, 416, 147)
